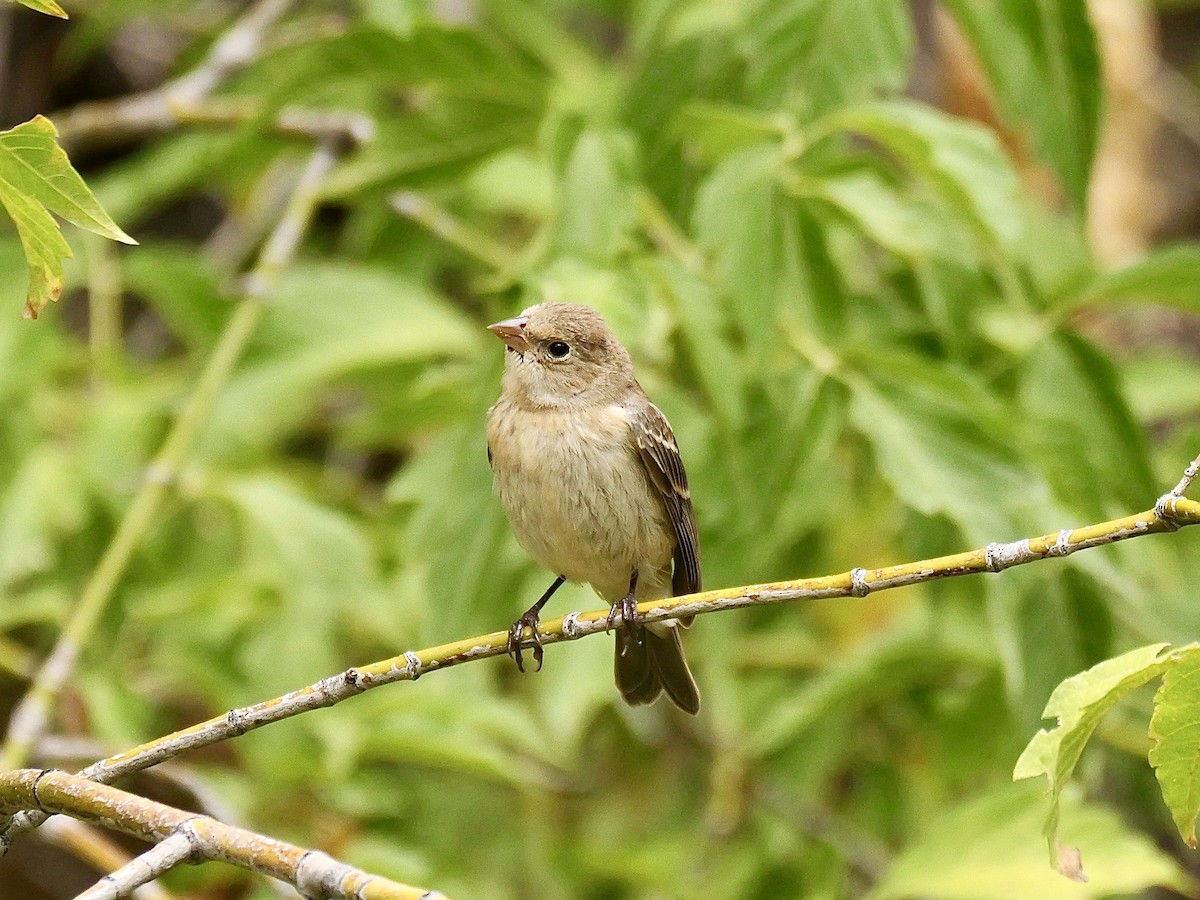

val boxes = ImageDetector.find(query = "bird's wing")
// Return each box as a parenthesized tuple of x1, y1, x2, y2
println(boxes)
(627, 397, 702, 597)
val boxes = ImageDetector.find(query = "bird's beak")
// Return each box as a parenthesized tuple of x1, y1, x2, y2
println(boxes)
(487, 316, 529, 353)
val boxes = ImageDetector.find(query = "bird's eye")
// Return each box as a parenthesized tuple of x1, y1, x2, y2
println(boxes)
(547, 341, 571, 359)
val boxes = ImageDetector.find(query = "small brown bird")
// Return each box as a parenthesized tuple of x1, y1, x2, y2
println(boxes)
(485, 302, 701, 714)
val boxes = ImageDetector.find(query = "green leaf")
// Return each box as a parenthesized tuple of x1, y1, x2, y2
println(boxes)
(825, 101, 1022, 252)
(1018, 333, 1156, 516)
(387, 418, 514, 644)
(1122, 350, 1200, 423)
(463, 149, 554, 218)
(669, 103, 784, 167)
(692, 143, 792, 344)
(0, 116, 135, 317)
(741, 0, 912, 116)
(872, 781, 1190, 899)
(0, 181, 71, 318)
(9, 0, 67, 17)
(1069, 244, 1200, 313)
(942, 0, 1101, 212)
(203, 262, 482, 456)
(252, 24, 545, 107)
(1013, 643, 1178, 876)
(788, 168, 940, 259)
(0, 445, 88, 589)
(552, 129, 638, 262)
(214, 475, 383, 695)
(750, 628, 973, 757)
(1150, 646, 1200, 847)
(641, 258, 745, 429)
(845, 352, 1040, 544)
(122, 244, 226, 350)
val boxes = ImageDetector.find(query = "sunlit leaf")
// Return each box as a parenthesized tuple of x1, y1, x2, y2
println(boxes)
(9, 0, 66, 17)
(1150, 646, 1200, 847)
(0, 116, 135, 317)
(1014, 643, 1180, 875)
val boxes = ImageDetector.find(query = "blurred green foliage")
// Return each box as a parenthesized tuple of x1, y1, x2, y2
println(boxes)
(3, 0, 1200, 897)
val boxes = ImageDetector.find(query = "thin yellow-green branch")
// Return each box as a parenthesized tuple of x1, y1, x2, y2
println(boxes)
(2, 493, 1195, 852)
(42, 816, 176, 900)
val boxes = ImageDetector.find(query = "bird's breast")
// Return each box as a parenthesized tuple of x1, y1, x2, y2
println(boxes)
(486, 401, 674, 601)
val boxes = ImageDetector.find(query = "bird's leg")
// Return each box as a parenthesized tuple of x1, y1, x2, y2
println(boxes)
(508, 575, 566, 673)
(606, 569, 640, 635)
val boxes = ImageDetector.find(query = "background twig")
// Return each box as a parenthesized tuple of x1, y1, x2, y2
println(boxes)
(0, 139, 344, 773)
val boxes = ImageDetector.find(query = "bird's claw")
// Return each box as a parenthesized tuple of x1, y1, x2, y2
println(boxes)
(606, 593, 639, 633)
(508, 611, 544, 673)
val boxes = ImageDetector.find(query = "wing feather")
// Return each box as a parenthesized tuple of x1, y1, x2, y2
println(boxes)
(627, 395, 702, 598)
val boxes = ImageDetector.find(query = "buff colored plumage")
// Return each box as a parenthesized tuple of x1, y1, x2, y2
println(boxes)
(486, 302, 701, 713)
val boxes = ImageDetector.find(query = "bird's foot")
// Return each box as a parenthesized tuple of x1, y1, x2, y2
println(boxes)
(508, 608, 544, 673)
(606, 592, 639, 634)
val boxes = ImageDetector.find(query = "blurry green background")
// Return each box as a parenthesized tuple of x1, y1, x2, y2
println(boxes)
(3, 0, 1200, 897)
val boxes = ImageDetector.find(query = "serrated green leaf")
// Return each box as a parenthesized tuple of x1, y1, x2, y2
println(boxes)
(826, 101, 1022, 252)
(1014, 643, 1179, 874)
(0, 178, 70, 317)
(0, 116, 135, 317)
(10, 0, 67, 17)
(1149, 646, 1200, 847)
(0, 117, 135, 243)
(741, 0, 912, 116)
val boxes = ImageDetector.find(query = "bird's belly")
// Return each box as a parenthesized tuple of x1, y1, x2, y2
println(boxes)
(488, 405, 674, 601)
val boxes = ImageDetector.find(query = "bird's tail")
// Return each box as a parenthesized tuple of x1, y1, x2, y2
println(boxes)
(614, 621, 700, 715)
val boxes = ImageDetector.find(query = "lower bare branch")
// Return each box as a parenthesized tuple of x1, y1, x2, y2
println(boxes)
(0, 770, 441, 900)
(75, 832, 193, 900)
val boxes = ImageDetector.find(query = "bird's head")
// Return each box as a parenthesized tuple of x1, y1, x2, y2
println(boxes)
(488, 302, 635, 409)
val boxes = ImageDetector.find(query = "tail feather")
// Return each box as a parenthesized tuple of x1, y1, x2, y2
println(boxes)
(614, 626, 661, 706)
(614, 623, 699, 715)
